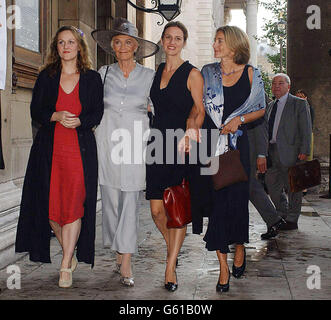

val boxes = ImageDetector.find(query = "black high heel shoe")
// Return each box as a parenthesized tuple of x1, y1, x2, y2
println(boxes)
(216, 268, 230, 293)
(164, 271, 178, 292)
(232, 247, 246, 279)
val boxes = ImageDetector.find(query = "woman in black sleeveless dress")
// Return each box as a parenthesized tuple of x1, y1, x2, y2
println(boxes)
(146, 22, 205, 291)
(202, 26, 265, 293)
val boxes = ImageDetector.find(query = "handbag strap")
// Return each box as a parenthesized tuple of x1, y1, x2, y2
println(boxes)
(103, 66, 109, 86)
(218, 125, 230, 152)
(225, 135, 230, 153)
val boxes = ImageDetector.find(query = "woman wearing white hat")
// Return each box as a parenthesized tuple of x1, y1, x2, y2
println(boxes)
(92, 18, 159, 286)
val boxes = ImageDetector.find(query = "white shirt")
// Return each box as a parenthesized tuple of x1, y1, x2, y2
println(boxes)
(0, 0, 7, 90)
(270, 92, 289, 144)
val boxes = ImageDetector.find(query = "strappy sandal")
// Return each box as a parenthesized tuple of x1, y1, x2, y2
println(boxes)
(114, 263, 121, 274)
(120, 275, 135, 287)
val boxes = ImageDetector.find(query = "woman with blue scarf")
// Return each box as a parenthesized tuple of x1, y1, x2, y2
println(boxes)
(201, 26, 266, 293)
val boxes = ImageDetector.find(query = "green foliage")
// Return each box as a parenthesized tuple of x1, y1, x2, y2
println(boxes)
(267, 49, 287, 74)
(257, 0, 287, 73)
(260, 68, 272, 98)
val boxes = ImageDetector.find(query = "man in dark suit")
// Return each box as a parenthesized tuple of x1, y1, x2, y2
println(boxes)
(247, 117, 286, 239)
(265, 73, 312, 230)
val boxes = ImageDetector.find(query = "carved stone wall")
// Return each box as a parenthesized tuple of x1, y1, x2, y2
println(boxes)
(287, 0, 331, 160)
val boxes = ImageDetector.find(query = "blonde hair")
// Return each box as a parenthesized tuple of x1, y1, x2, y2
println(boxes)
(41, 26, 92, 76)
(216, 26, 250, 65)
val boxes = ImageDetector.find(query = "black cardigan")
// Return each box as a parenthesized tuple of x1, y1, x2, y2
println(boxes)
(15, 69, 104, 267)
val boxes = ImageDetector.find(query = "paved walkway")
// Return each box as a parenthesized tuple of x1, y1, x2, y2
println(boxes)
(0, 193, 330, 301)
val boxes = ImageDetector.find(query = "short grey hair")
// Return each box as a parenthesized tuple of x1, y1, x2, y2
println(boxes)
(272, 73, 291, 85)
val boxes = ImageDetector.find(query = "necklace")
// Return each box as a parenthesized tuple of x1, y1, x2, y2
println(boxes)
(221, 66, 244, 76)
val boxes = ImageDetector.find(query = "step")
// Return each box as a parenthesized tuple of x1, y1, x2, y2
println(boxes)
(0, 222, 17, 252)
(0, 207, 19, 230)
(0, 181, 22, 213)
(0, 186, 102, 270)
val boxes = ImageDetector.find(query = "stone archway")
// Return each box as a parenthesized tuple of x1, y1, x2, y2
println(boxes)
(155, 40, 166, 71)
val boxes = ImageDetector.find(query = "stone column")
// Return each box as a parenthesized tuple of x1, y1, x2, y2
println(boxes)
(245, 0, 258, 67)
(287, 0, 331, 159)
(212, 0, 225, 28)
(219, 0, 225, 27)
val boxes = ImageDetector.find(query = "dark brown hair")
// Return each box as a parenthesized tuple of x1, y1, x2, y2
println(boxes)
(161, 21, 188, 43)
(295, 89, 308, 98)
(41, 26, 92, 76)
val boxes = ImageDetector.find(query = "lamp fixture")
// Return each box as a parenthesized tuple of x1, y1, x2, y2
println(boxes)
(127, 0, 182, 25)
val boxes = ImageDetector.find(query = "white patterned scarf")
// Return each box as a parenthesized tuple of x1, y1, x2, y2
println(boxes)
(201, 62, 266, 156)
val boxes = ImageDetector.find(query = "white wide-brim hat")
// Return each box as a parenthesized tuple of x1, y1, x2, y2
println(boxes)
(91, 17, 159, 60)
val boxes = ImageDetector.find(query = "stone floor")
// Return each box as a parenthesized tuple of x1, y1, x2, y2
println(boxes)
(0, 193, 330, 301)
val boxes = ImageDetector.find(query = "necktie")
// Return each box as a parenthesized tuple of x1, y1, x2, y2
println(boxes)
(268, 99, 279, 142)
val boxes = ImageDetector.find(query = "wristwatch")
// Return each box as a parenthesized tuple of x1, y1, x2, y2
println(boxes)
(240, 116, 245, 124)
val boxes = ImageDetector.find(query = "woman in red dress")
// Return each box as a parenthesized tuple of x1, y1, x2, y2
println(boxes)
(15, 26, 104, 288)
(49, 27, 87, 288)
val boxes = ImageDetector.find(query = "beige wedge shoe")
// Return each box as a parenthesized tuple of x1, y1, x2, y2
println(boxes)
(71, 255, 78, 272)
(59, 268, 72, 288)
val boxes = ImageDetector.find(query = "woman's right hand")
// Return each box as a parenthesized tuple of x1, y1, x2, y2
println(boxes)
(51, 111, 79, 128)
(51, 111, 74, 122)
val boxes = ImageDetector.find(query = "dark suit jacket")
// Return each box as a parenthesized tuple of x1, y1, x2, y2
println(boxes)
(15, 68, 104, 267)
(266, 93, 312, 167)
(247, 117, 268, 173)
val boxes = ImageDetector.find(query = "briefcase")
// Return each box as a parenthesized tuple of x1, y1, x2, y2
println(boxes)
(288, 159, 321, 193)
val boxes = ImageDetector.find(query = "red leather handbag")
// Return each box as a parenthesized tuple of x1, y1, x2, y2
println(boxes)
(163, 179, 192, 228)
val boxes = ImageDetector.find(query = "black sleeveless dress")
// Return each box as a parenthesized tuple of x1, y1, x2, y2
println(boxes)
(146, 61, 195, 200)
(203, 64, 251, 253)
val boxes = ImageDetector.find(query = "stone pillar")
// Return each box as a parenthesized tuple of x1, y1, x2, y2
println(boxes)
(224, 6, 232, 25)
(245, 0, 258, 67)
(213, 0, 225, 28)
(287, 0, 331, 160)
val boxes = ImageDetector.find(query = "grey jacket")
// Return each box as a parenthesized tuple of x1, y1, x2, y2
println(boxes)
(95, 63, 155, 191)
(247, 117, 268, 173)
(266, 93, 312, 167)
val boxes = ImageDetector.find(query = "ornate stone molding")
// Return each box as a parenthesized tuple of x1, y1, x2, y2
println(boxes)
(12, 60, 39, 90)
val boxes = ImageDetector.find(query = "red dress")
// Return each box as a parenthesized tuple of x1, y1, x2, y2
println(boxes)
(49, 82, 86, 226)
